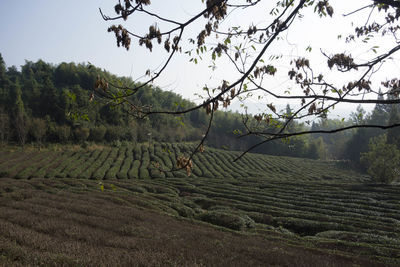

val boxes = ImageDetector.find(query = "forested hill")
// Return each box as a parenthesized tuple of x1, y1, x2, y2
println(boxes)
(2, 53, 399, 167)
(0, 54, 315, 157)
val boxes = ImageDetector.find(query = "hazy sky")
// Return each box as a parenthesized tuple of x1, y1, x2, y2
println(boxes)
(1, 0, 396, 118)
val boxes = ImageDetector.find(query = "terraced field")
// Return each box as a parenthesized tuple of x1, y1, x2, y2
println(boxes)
(0, 143, 399, 266)
(0, 143, 367, 182)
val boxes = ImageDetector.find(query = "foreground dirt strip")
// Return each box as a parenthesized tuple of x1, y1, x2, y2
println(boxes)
(0, 178, 386, 267)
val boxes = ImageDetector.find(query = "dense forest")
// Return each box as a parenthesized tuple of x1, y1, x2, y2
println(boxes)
(0, 53, 399, 178)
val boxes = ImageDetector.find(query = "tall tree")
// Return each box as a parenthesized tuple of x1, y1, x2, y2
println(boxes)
(0, 54, 10, 108)
(40, 77, 61, 121)
(361, 134, 400, 184)
(387, 105, 400, 148)
(22, 68, 41, 116)
(10, 78, 28, 146)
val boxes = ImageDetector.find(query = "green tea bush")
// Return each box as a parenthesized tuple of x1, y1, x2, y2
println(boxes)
(33, 153, 61, 178)
(111, 140, 122, 148)
(106, 147, 126, 179)
(149, 167, 166, 179)
(191, 163, 203, 177)
(154, 144, 173, 169)
(71, 150, 101, 179)
(15, 166, 35, 179)
(199, 154, 219, 177)
(247, 212, 274, 225)
(65, 151, 92, 177)
(128, 160, 140, 178)
(105, 164, 119, 179)
(193, 197, 218, 209)
(165, 171, 174, 178)
(198, 211, 251, 231)
(89, 149, 112, 179)
(45, 151, 74, 178)
(117, 148, 131, 179)
(148, 143, 155, 156)
(171, 203, 195, 218)
(31, 153, 69, 179)
(133, 145, 142, 160)
(92, 165, 107, 180)
(274, 217, 350, 236)
(139, 166, 150, 179)
(99, 148, 119, 179)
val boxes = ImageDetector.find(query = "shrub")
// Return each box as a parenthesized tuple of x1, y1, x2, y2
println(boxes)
(54, 125, 71, 143)
(74, 127, 90, 142)
(171, 203, 195, 218)
(149, 167, 166, 179)
(81, 141, 90, 149)
(30, 118, 47, 143)
(89, 125, 107, 142)
(105, 126, 125, 142)
(112, 140, 122, 148)
(198, 211, 251, 231)
(124, 126, 137, 142)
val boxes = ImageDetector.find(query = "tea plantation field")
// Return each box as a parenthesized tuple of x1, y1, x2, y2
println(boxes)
(0, 143, 399, 266)
(0, 143, 367, 181)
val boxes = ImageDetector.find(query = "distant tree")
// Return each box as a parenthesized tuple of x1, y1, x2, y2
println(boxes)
(30, 118, 47, 144)
(74, 127, 90, 142)
(361, 134, 400, 184)
(284, 104, 294, 133)
(344, 127, 375, 166)
(387, 105, 400, 148)
(349, 105, 366, 126)
(22, 68, 41, 117)
(0, 54, 10, 108)
(0, 108, 10, 145)
(10, 78, 28, 146)
(55, 125, 71, 143)
(307, 137, 327, 160)
(89, 125, 107, 142)
(40, 78, 61, 121)
(370, 90, 389, 125)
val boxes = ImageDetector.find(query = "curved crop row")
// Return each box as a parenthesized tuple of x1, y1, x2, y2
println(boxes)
(14, 152, 55, 179)
(33, 151, 71, 178)
(92, 148, 118, 180)
(117, 147, 133, 179)
(68, 149, 102, 179)
(105, 146, 127, 179)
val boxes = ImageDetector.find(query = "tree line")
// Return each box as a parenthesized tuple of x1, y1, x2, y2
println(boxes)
(0, 54, 310, 154)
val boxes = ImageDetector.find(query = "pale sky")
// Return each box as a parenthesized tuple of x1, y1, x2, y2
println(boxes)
(1, 0, 397, 119)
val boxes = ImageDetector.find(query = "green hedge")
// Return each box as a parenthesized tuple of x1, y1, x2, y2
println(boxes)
(198, 211, 255, 231)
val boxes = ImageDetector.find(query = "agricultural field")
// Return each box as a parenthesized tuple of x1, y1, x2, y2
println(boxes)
(0, 143, 399, 266)
(0, 143, 368, 181)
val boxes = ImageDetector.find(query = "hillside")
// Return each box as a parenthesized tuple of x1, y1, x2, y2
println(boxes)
(0, 144, 399, 265)
(0, 143, 365, 181)
(0, 56, 353, 160)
